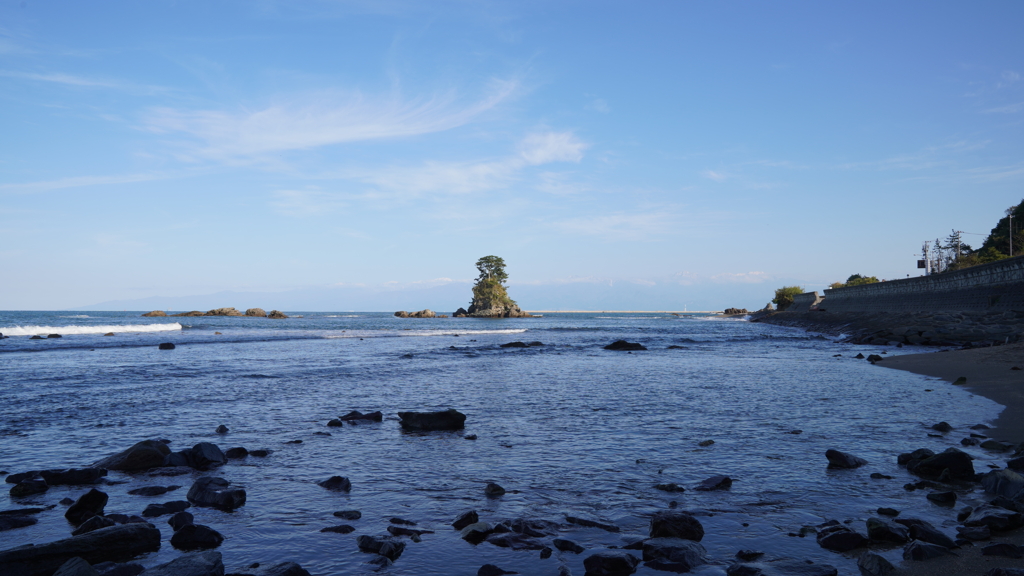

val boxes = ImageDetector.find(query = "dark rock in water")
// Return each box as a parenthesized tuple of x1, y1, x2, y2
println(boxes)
(29, 335, 44, 339)
(958, 506, 974, 522)
(93, 440, 171, 472)
(71, 515, 116, 536)
(654, 483, 685, 493)
(0, 513, 38, 532)
(8, 468, 108, 486)
(982, 440, 1016, 452)
(931, 422, 953, 432)
(906, 447, 975, 480)
(980, 469, 1024, 502)
(854, 353, 865, 359)
(734, 550, 763, 561)
(857, 552, 895, 576)
(318, 476, 352, 492)
(10, 478, 48, 498)
(694, 475, 732, 491)
(727, 559, 838, 576)
(141, 551, 222, 576)
(957, 525, 991, 541)
(91, 560, 148, 576)
(171, 524, 224, 550)
(982, 543, 1024, 558)
(582, 551, 640, 576)
(245, 308, 267, 317)
(478, 565, 518, 576)
(865, 517, 909, 543)
(641, 537, 707, 572)
(53, 557, 100, 576)
(485, 532, 545, 550)
(168, 511, 194, 531)
(927, 491, 957, 505)
(321, 525, 355, 534)
(816, 522, 867, 551)
(1007, 456, 1024, 472)
(339, 410, 383, 422)
(267, 310, 288, 319)
(867, 354, 883, 363)
(898, 447, 935, 466)
(902, 521, 957, 549)
(0, 523, 161, 576)
(224, 447, 248, 459)
(825, 449, 867, 469)
(567, 515, 620, 533)
(389, 517, 415, 526)
(649, 511, 703, 541)
(464, 434, 478, 440)
(500, 341, 529, 348)
(962, 437, 981, 446)
(460, 522, 493, 544)
(187, 477, 246, 511)
(141, 500, 190, 518)
(539, 547, 553, 559)
(870, 473, 893, 479)
(127, 485, 178, 497)
(965, 505, 1024, 531)
(248, 449, 271, 457)
(48, 334, 62, 338)
(903, 540, 954, 560)
(397, 409, 466, 431)
(877, 507, 900, 517)
(66, 489, 108, 526)
(158, 343, 175, 350)
(356, 535, 405, 561)
(604, 340, 646, 351)
(484, 483, 505, 497)
(215, 425, 228, 434)
(452, 510, 478, 530)
(553, 538, 585, 554)
(327, 419, 343, 427)
(334, 510, 362, 520)
(232, 562, 312, 576)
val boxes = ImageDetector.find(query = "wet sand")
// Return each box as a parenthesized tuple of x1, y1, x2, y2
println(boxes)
(877, 343, 1024, 575)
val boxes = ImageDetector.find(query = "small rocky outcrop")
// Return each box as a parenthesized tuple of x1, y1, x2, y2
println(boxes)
(604, 340, 647, 351)
(171, 311, 206, 317)
(93, 440, 171, 472)
(268, 310, 288, 319)
(339, 410, 383, 423)
(205, 308, 243, 316)
(398, 409, 466, 431)
(394, 310, 437, 318)
(318, 476, 352, 492)
(141, 311, 167, 317)
(186, 477, 246, 511)
(65, 489, 108, 526)
(245, 308, 267, 317)
(901, 447, 976, 480)
(0, 523, 161, 576)
(825, 449, 868, 469)
(165, 443, 227, 470)
(722, 308, 748, 315)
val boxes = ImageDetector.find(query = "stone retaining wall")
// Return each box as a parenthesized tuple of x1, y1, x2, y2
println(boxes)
(789, 291, 823, 312)
(820, 255, 1024, 313)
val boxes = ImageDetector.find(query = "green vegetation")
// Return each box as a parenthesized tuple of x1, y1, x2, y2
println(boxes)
(829, 274, 880, 289)
(942, 200, 1022, 271)
(772, 286, 804, 311)
(469, 255, 517, 310)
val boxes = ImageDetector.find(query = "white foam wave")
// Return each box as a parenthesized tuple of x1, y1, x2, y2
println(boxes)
(0, 323, 182, 336)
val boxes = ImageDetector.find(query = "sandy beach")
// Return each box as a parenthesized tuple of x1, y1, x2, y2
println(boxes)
(878, 343, 1024, 576)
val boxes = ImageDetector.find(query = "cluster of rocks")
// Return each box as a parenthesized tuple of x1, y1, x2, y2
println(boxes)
(722, 308, 749, 315)
(327, 410, 384, 427)
(452, 304, 534, 318)
(142, 308, 288, 319)
(752, 309, 1024, 347)
(394, 310, 448, 318)
(806, 439, 1024, 572)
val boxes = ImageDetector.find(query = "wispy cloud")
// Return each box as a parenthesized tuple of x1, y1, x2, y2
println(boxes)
(551, 211, 676, 241)
(145, 78, 520, 160)
(0, 172, 167, 194)
(519, 131, 588, 165)
(701, 170, 727, 182)
(0, 70, 168, 94)
(984, 101, 1024, 114)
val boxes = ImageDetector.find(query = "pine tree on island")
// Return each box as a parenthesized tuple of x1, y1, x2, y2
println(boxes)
(453, 256, 534, 318)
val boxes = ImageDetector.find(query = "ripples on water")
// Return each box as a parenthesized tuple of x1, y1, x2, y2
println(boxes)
(0, 312, 1006, 575)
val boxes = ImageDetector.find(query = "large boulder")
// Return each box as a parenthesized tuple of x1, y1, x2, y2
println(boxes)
(141, 311, 167, 317)
(409, 310, 436, 318)
(649, 511, 704, 541)
(65, 489, 109, 526)
(170, 524, 224, 551)
(186, 477, 246, 511)
(93, 440, 171, 472)
(356, 535, 405, 561)
(582, 551, 640, 576)
(866, 517, 909, 543)
(244, 308, 267, 317)
(267, 310, 288, 319)
(0, 523, 161, 576)
(398, 409, 466, 431)
(172, 311, 206, 317)
(816, 521, 867, 552)
(641, 538, 707, 572)
(981, 469, 1024, 502)
(167, 443, 227, 470)
(142, 551, 223, 576)
(905, 447, 975, 480)
(965, 505, 1024, 531)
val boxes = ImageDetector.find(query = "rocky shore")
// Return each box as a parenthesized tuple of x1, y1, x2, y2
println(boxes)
(142, 308, 288, 319)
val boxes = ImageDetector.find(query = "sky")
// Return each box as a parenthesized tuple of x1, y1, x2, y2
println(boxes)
(2, 1, 1023, 311)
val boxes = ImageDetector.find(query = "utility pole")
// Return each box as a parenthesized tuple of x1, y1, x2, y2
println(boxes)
(1010, 214, 1014, 257)
(923, 241, 932, 275)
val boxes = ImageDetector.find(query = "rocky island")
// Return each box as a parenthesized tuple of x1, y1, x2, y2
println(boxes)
(453, 256, 533, 318)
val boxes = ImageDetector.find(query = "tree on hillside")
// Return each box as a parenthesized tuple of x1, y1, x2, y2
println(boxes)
(772, 286, 804, 311)
(980, 200, 1024, 257)
(475, 255, 509, 285)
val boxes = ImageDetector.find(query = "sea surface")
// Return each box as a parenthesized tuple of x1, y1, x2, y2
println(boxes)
(0, 311, 1008, 575)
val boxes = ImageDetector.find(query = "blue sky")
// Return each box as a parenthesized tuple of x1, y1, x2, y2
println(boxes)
(2, 1, 1022, 311)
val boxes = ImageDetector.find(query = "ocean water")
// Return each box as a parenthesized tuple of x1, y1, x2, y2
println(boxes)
(0, 311, 1008, 575)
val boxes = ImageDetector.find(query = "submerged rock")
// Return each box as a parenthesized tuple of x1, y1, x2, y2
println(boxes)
(0, 523, 161, 576)
(318, 476, 352, 492)
(94, 440, 171, 472)
(641, 537, 707, 572)
(649, 511, 703, 541)
(582, 551, 640, 576)
(65, 489, 108, 526)
(816, 521, 867, 552)
(825, 449, 867, 469)
(71, 515, 116, 536)
(10, 478, 48, 498)
(484, 483, 505, 497)
(603, 340, 647, 351)
(694, 475, 732, 491)
(170, 524, 224, 551)
(186, 477, 246, 511)
(142, 551, 223, 576)
(452, 510, 478, 530)
(356, 535, 405, 561)
(905, 447, 975, 480)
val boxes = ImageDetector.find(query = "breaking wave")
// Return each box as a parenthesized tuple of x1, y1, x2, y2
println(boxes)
(0, 323, 183, 336)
